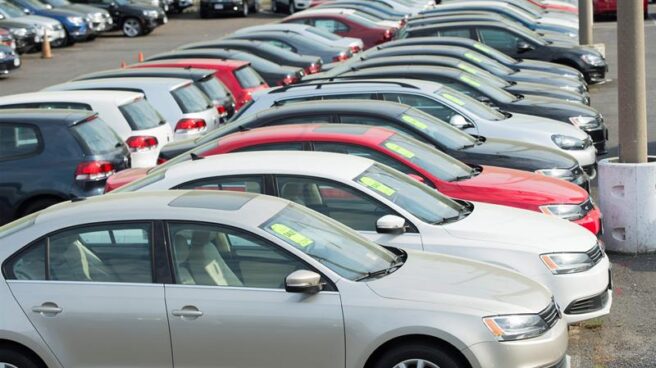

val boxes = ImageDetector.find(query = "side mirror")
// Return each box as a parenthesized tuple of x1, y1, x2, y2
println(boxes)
(449, 115, 475, 130)
(285, 270, 323, 294)
(517, 41, 534, 53)
(376, 215, 406, 235)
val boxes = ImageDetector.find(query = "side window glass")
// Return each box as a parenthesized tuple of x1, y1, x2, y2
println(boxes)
(175, 176, 264, 193)
(235, 142, 304, 153)
(381, 93, 456, 122)
(438, 28, 472, 38)
(479, 28, 520, 53)
(168, 223, 306, 288)
(276, 176, 398, 232)
(11, 240, 46, 281)
(0, 124, 41, 160)
(267, 115, 332, 126)
(314, 19, 349, 33)
(320, 93, 376, 101)
(339, 115, 426, 142)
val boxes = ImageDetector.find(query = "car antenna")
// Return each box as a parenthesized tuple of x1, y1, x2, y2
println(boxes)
(190, 152, 203, 161)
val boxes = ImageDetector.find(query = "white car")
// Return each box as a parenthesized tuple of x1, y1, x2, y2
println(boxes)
(0, 91, 174, 168)
(232, 23, 364, 53)
(43, 78, 221, 142)
(270, 0, 310, 14)
(0, 3, 67, 46)
(117, 151, 612, 323)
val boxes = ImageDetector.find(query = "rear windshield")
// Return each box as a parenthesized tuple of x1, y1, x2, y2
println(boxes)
(197, 77, 230, 100)
(171, 84, 212, 113)
(119, 98, 165, 131)
(71, 117, 123, 155)
(234, 66, 264, 88)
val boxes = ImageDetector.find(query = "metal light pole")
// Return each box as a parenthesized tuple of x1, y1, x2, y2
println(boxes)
(579, 0, 594, 45)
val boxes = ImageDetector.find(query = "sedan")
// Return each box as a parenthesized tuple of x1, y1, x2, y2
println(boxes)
(7, 0, 94, 45)
(232, 23, 364, 52)
(39, 0, 113, 34)
(0, 20, 39, 53)
(0, 43, 19, 74)
(0, 189, 569, 368)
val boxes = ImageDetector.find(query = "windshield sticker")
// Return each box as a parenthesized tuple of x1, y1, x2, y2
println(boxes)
(460, 75, 481, 88)
(464, 52, 483, 63)
(441, 92, 466, 106)
(384, 142, 415, 159)
(457, 63, 479, 75)
(359, 176, 396, 197)
(401, 115, 428, 130)
(270, 223, 314, 248)
(473, 43, 493, 54)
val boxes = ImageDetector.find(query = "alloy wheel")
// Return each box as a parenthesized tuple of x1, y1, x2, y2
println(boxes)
(123, 18, 142, 37)
(393, 359, 441, 368)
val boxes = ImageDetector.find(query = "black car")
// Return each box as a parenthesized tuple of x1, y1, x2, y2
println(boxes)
(180, 39, 324, 75)
(199, 0, 257, 18)
(0, 19, 38, 53)
(0, 44, 19, 74)
(401, 20, 608, 84)
(321, 65, 608, 152)
(380, 36, 585, 82)
(0, 109, 130, 225)
(158, 99, 588, 189)
(145, 49, 305, 87)
(70, 0, 166, 37)
(73, 67, 237, 120)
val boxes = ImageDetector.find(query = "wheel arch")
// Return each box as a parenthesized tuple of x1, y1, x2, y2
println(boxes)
(0, 337, 52, 368)
(363, 334, 473, 368)
(15, 193, 67, 219)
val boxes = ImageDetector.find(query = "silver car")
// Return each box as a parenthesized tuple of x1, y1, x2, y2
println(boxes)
(0, 190, 569, 368)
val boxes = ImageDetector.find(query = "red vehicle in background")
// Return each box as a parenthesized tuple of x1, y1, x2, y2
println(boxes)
(594, 0, 649, 18)
(528, 0, 578, 14)
(106, 124, 602, 234)
(282, 8, 397, 49)
(130, 59, 269, 110)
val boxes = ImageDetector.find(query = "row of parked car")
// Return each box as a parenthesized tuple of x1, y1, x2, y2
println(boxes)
(0, 0, 621, 367)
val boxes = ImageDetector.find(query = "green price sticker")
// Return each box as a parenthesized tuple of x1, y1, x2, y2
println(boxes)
(464, 52, 483, 63)
(473, 43, 493, 54)
(359, 176, 396, 197)
(441, 92, 466, 106)
(270, 223, 313, 248)
(460, 75, 481, 88)
(457, 63, 479, 75)
(384, 142, 415, 159)
(401, 115, 428, 130)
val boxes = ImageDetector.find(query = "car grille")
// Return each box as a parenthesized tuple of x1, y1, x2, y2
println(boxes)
(586, 242, 605, 265)
(538, 300, 561, 329)
(565, 288, 609, 315)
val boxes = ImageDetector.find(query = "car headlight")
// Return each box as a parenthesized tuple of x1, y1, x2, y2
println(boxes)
(581, 54, 605, 66)
(483, 314, 549, 341)
(539, 204, 586, 221)
(569, 116, 600, 129)
(535, 168, 576, 181)
(143, 10, 158, 17)
(11, 28, 28, 37)
(568, 32, 577, 38)
(540, 252, 594, 274)
(0, 51, 7, 59)
(551, 135, 587, 150)
(67, 16, 84, 24)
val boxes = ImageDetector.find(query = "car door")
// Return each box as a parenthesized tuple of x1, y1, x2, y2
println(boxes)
(164, 221, 345, 368)
(475, 27, 532, 57)
(4, 221, 172, 368)
(274, 174, 423, 250)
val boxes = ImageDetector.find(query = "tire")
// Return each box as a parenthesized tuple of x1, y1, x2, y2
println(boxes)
(20, 198, 61, 217)
(122, 17, 143, 37)
(373, 343, 466, 368)
(271, 0, 277, 12)
(0, 347, 44, 368)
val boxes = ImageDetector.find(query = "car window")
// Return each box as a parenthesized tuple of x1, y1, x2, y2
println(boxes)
(0, 123, 41, 160)
(119, 98, 165, 131)
(70, 117, 123, 155)
(234, 66, 265, 88)
(306, 25, 342, 40)
(171, 84, 212, 113)
(0, 102, 92, 111)
(381, 93, 456, 122)
(478, 28, 523, 54)
(197, 77, 230, 100)
(438, 27, 472, 38)
(8, 223, 153, 283)
(313, 19, 349, 34)
(276, 175, 404, 232)
(175, 175, 264, 193)
(168, 222, 306, 288)
(234, 142, 305, 152)
(267, 115, 332, 126)
(266, 40, 295, 52)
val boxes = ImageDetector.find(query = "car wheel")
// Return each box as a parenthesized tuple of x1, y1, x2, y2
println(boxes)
(122, 17, 143, 37)
(271, 0, 277, 12)
(0, 347, 45, 368)
(241, 0, 249, 16)
(374, 343, 466, 368)
(20, 198, 61, 217)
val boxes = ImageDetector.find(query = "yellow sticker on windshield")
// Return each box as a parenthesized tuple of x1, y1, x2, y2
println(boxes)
(401, 115, 428, 130)
(384, 142, 415, 159)
(441, 92, 466, 106)
(464, 52, 483, 63)
(359, 176, 396, 197)
(270, 224, 313, 248)
(460, 75, 481, 88)
(473, 43, 493, 54)
(458, 63, 479, 75)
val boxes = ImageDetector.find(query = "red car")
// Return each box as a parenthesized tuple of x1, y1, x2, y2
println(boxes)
(527, 0, 578, 14)
(282, 8, 397, 49)
(107, 124, 602, 234)
(594, 0, 649, 18)
(130, 59, 269, 110)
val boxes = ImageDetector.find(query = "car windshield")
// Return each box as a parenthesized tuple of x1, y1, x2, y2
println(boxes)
(456, 61, 509, 88)
(380, 134, 473, 181)
(0, 2, 27, 17)
(119, 98, 165, 131)
(455, 72, 517, 103)
(306, 26, 342, 40)
(398, 107, 477, 150)
(197, 76, 230, 100)
(71, 117, 123, 155)
(436, 86, 505, 121)
(347, 13, 381, 28)
(460, 50, 515, 75)
(171, 83, 212, 113)
(261, 203, 396, 281)
(471, 42, 519, 65)
(47, 0, 71, 6)
(22, 0, 49, 9)
(354, 164, 466, 224)
(234, 66, 264, 88)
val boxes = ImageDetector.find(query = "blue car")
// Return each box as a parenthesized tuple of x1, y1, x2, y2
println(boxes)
(7, 0, 93, 45)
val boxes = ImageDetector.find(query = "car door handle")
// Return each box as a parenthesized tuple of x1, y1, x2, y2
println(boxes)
(32, 302, 63, 316)
(172, 306, 203, 319)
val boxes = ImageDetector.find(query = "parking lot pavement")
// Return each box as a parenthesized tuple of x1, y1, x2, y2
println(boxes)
(568, 5, 656, 367)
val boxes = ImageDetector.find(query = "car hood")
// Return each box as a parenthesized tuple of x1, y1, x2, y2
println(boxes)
(506, 81, 585, 102)
(442, 202, 596, 252)
(514, 95, 599, 117)
(37, 7, 85, 18)
(502, 113, 589, 140)
(20, 15, 61, 26)
(64, 4, 110, 16)
(517, 59, 581, 78)
(512, 69, 582, 89)
(366, 249, 552, 315)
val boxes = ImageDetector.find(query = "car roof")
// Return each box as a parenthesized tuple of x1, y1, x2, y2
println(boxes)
(234, 23, 315, 34)
(134, 58, 248, 69)
(75, 67, 216, 82)
(45, 77, 193, 91)
(0, 108, 96, 125)
(407, 20, 526, 33)
(260, 78, 443, 97)
(254, 99, 411, 119)
(344, 65, 462, 77)
(0, 90, 144, 106)
(385, 37, 479, 47)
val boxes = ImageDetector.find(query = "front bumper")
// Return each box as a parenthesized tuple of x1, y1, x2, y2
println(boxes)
(0, 55, 21, 74)
(67, 24, 93, 41)
(14, 35, 37, 53)
(582, 63, 608, 84)
(200, 0, 246, 14)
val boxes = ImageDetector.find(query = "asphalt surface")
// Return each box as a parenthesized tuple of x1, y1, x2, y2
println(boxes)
(1, 4, 656, 368)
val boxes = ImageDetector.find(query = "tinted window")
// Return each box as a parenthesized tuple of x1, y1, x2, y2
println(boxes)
(438, 28, 472, 38)
(268, 115, 332, 126)
(381, 93, 456, 122)
(479, 28, 523, 54)
(313, 19, 349, 33)
(436, 87, 505, 121)
(235, 142, 305, 152)
(0, 124, 41, 160)
(175, 176, 264, 193)
(235, 66, 265, 89)
(168, 222, 306, 288)
(71, 117, 123, 155)
(171, 84, 212, 113)
(119, 98, 164, 131)
(197, 77, 230, 100)
(266, 40, 295, 52)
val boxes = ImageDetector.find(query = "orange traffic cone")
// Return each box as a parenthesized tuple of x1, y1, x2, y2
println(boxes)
(41, 29, 52, 59)
(137, 51, 144, 63)
(120, 60, 127, 68)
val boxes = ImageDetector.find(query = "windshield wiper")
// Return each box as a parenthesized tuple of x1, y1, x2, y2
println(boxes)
(355, 253, 406, 281)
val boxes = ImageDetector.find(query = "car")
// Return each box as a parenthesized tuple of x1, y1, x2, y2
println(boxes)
(232, 79, 597, 173)
(0, 109, 130, 225)
(68, 0, 166, 37)
(43, 77, 221, 141)
(0, 20, 39, 53)
(198, 0, 257, 18)
(0, 91, 174, 168)
(282, 8, 397, 49)
(271, 0, 311, 13)
(38, 0, 113, 35)
(0, 0, 67, 47)
(594, 0, 649, 18)
(73, 67, 237, 121)
(380, 36, 586, 82)
(232, 23, 364, 52)
(178, 39, 324, 75)
(168, 0, 192, 13)
(314, 2, 405, 23)
(327, 65, 608, 154)
(130, 58, 268, 110)
(224, 31, 354, 64)
(7, 0, 94, 45)
(521, 0, 578, 13)
(0, 189, 570, 368)
(0, 43, 19, 75)
(160, 99, 590, 188)
(145, 49, 306, 87)
(401, 20, 608, 84)
(110, 151, 610, 324)
(316, 0, 409, 21)
(440, 0, 579, 22)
